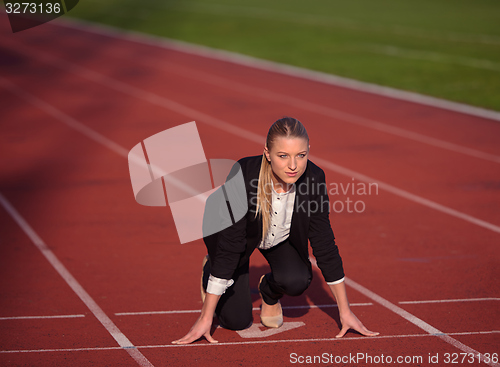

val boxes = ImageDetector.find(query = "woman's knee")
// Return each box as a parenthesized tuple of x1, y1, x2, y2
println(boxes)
(274, 271, 311, 297)
(216, 289, 253, 330)
(217, 311, 253, 331)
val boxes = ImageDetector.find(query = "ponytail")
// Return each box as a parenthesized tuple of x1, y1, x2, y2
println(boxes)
(255, 154, 273, 239)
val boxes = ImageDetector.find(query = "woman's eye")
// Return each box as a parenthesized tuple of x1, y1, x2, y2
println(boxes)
(279, 155, 287, 158)
(298, 154, 306, 158)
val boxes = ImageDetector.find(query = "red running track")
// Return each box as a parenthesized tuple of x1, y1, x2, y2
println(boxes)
(0, 16, 499, 367)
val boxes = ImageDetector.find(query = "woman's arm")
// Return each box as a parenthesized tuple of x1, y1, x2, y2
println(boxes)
(328, 281, 379, 338)
(172, 293, 221, 344)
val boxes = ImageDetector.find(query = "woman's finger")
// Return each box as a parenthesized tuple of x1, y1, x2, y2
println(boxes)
(335, 318, 380, 338)
(171, 336, 189, 344)
(204, 332, 218, 344)
(360, 328, 379, 337)
(352, 321, 379, 337)
(335, 326, 349, 338)
(172, 336, 197, 344)
(172, 327, 218, 345)
(172, 332, 199, 345)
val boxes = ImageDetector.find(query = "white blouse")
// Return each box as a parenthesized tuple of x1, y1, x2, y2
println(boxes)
(258, 182, 296, 250)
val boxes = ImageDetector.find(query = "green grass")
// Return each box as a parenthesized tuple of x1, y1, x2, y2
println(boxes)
(69, 0, 500, 111)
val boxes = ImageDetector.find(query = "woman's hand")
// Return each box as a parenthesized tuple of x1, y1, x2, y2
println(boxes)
(172, 292, 221, 345)
(336, 310, 379, 338)
(328, 281, 379, 338)
(171, 315, 218, 344)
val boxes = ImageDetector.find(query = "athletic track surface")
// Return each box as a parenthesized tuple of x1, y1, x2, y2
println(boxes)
(0, 16, 499, 367)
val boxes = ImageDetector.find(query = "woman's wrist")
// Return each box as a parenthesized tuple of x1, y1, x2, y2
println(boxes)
(328, 281, 351, 315)
(199, 312, 214, 322)
(200, 292, 220, 321)
(337, 303, 352, 317)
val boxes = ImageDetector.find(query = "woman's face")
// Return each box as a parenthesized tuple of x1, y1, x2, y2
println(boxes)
(264, 137, 309, 191)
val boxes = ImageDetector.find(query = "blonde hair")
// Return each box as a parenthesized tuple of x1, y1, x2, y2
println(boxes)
(255, 117, 309, 239)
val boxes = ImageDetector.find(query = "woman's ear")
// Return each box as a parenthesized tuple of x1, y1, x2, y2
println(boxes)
(264, 147, 271, 162)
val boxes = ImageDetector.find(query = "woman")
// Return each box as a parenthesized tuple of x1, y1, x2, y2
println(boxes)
(173, 117, 378, 344)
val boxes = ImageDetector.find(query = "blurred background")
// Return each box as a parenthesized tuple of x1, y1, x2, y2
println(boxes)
(68, 0, 500, 111)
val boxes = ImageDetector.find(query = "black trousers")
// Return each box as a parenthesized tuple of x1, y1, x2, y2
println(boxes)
(203, 240, 312, 330)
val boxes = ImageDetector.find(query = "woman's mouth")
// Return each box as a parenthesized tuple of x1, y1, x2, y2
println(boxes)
(286, 172, 298, 177)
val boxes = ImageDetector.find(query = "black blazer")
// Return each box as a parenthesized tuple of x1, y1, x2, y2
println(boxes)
(204, 155, 344, 283)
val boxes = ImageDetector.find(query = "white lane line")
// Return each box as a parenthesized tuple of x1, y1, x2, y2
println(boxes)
(2, 72, 500, 235)
(0, 194, 154, 367)
(146, 60, 500, 164)
(309, 156, 500, 234)
(0, 347, 124, 354)
(346, 278, 500, 367)
(1, 331, 498, 353)
(0, 77, 129, 159)
(400, 298, 500, 305)
(0, 314, 85, 320)
(144, 330, 500, 349)
(114, 303, 374, 316)
(55, 17, 500, 122)
(4, 31, 500, 165)
(280, 302, 373, 310)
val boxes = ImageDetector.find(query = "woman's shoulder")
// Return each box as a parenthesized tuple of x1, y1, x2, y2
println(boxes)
(237, 155, 262, 165)
(222, 155, 261, 185)
(236, 155, 262, 173)
(306, 159, 326, 178)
